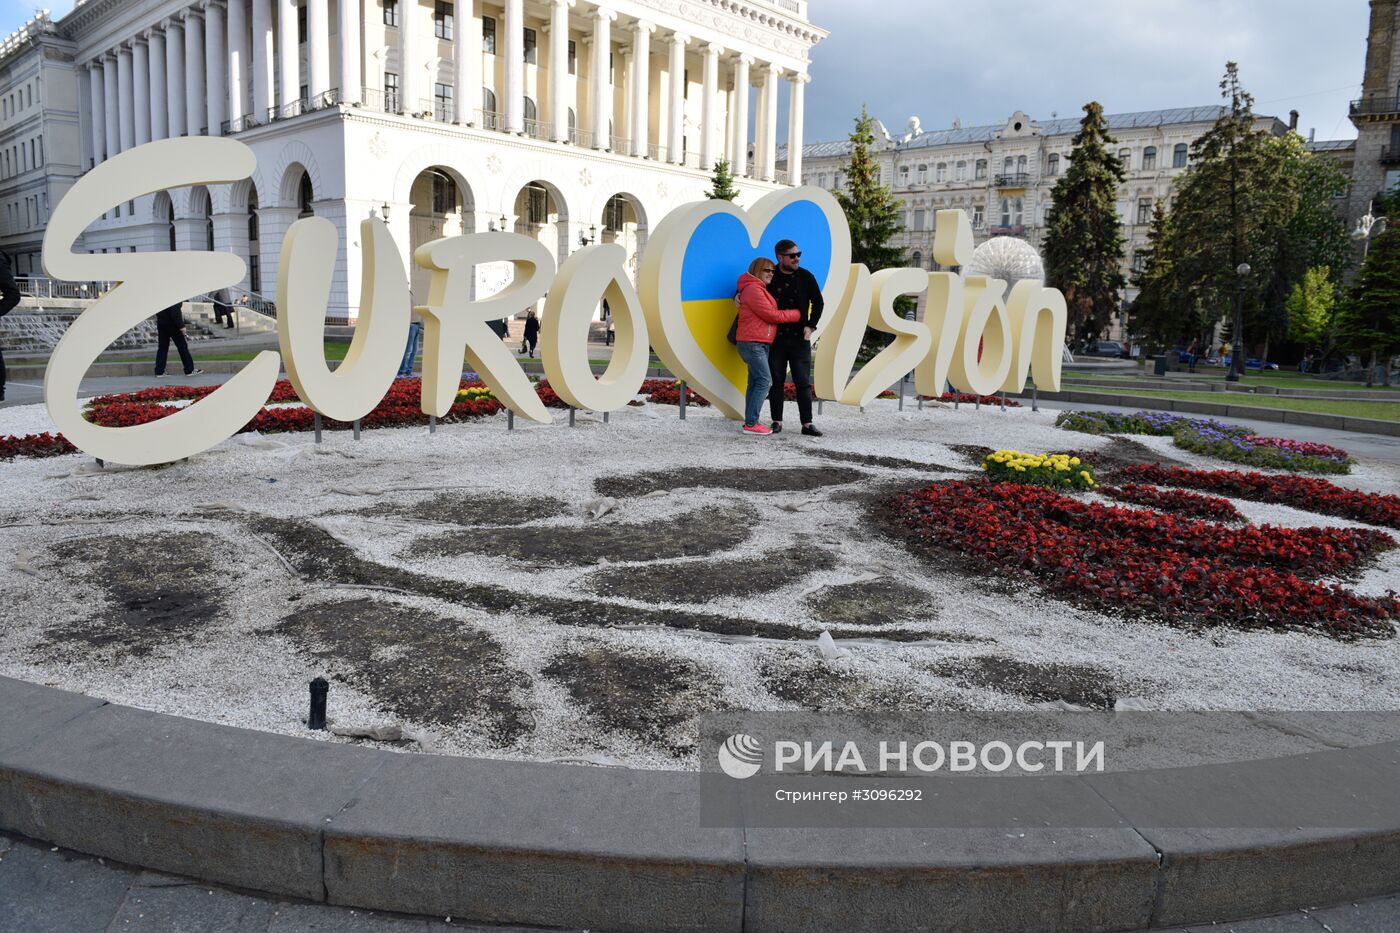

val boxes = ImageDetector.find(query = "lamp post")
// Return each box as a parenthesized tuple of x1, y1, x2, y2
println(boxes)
(1227, 262, 1250, 382)
(579, 224, 597, 247)
(1352, 200, 1387, 261)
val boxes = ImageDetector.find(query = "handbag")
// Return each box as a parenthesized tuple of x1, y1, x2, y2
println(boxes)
(727, 315, 739, 345)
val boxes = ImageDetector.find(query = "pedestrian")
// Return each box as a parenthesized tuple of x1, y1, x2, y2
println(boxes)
(736, 258, 801, 435)
(211, 287, 236, 328)
(602, 297, 613, 347)
(765, 239, 824, 436)
(398, 307, 423, 378)
(154, 301, 204, 378)
(522, 308, 540, 357)
(0, 248, 20, 401)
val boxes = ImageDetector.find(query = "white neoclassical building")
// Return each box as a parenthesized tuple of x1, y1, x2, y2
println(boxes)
(1, 0, 824, 319)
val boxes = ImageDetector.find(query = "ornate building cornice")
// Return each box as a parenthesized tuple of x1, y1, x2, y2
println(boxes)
(624, 0, 823, 61)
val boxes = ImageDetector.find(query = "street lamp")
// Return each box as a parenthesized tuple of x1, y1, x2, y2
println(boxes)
(1227, 261, 1250, 382)
(1352, 201, 1388, 260)
(579, 224, 597, 247)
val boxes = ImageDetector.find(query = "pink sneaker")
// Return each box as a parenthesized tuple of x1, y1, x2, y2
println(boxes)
(742, 423, 772, 435)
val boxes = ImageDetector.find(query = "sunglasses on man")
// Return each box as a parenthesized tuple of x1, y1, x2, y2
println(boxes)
(781, 251, 802, 259)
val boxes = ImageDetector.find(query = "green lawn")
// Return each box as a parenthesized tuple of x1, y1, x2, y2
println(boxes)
(1067, 368, 1400, 393)
(1097, 388, 1400, 421)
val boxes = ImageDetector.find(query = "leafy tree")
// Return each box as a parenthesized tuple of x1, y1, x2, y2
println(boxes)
(1043, 101, 1127, 345)
(705, 159, 740, 201)
(834, 106, 907, 361)
(1338, 227, 1400, 386)
(1129, 201, 1177, 349)
(1284, 265, 1335, 349)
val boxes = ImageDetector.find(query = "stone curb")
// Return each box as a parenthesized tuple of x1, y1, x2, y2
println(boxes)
(5, 678, 1400, 931)
(1022, 389, 1400, 437)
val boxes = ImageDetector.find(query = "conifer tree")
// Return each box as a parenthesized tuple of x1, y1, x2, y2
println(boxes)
(706, 159, 740, 201)
(1339, 227, 1400, 386)
(1129, 201, 1178, 350)
(1043, 101, 1127, 346)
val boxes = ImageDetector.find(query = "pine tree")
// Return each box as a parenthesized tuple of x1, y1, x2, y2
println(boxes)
(706, 159, 740, 201)
(834, 106, 908, 362)
(1339, 228, 1400, 386)
(1129, 201, 1179, 351)
(1043, 101, 1127, 346)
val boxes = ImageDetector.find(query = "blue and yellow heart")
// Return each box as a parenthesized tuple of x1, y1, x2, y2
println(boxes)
(679, 200, 836, 393)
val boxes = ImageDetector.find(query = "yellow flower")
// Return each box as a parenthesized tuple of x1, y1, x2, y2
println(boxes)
(1070, 457, 1081, 465)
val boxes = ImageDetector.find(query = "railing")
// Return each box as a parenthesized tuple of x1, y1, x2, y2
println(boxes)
(264, 88, 342, 124)
(988, 224, 1027, 236)
(476, 109, 503, 131)
(359, 87, 401, 114)
(418, 98, 455, 123)
(221, 113, 265, 134)
(647, 143, 667, 161)
(774, 170, 790, 185)
(1350, 96, 1400, 116)
(16, 276, 116, 299)
(1383, 146, 1400, 166)
(609, 134, 631, 152)
(572, 127, 595, 147)
(994, 172, 1031, 187)
(523, 119, 550, 140)
(681, 150, 702, 169)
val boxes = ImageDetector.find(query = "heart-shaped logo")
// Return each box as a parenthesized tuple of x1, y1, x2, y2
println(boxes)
(639, 186, 851, 419)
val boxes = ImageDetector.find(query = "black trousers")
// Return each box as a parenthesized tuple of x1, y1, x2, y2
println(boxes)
(767, 337, 813, 424)
(155, 329, 195, 375)
(0, 343, 6, 400)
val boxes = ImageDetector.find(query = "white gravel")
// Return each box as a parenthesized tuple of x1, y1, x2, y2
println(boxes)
(2, 396, 1398, 770)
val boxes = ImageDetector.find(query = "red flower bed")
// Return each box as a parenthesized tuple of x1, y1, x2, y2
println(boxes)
(533, 381, 570, 409)
(920, 392, 1022, 407)
(1121, 464, 1400, 531)
(890, 480, 1399, 637)
(84, 378, 502, 434)
(1099, 483, 1244, 523)
(640, 378, 712, 407)
(0, 432, 78, 460)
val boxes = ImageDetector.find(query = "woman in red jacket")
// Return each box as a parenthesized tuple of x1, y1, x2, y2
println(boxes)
(736, 258, 802, 434)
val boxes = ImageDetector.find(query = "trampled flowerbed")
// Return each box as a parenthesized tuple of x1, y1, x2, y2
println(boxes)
(1055, 410, 1352, 474)
(0, 432, 78, 461)
(922, 392, 1022, 407)
(890, 479, 1400, 638)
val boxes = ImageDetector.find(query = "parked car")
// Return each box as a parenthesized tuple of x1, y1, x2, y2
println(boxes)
(1221, 355, 1280, 371)
(1082, 340, 1131, 359)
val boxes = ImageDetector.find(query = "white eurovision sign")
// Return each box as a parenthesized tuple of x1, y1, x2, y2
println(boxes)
(42, 138, 1068, 466)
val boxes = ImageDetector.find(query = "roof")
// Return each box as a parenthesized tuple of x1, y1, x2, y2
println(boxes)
(782, 105, 1282, 161)
(1306, 139, 1356, 152)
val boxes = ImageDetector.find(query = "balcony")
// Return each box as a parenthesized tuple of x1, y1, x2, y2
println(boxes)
(988, 224, 1028, 237)
(265, 88, 342, 124)
(1383, 146, 1400, 166)
(1351, 96, 1400, 118)
(994, 172, 1031, 188)
(417, 99, 455, 123)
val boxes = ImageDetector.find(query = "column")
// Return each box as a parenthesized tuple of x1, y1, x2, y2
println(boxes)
(228, 0, 248, 124)
(251, 0, 274, 119)
(666, 32, 686, 164)
(166, 21, 187, 136)
(148, 30, 169, 139)
(699, 41, 720, 169)
(307, 0, 329, 100)
(397, 0, 416, 113)
(88, 62, 107, 163)
(206, 2, 227, 133)
(588, 8, 613, 148)
(751, 65, 766, 178)
(619, 47, 631, 149)
(786, 73, 806, 185)
(185, 10, 207, 133)
(102, 55, 120, 154)
(277, 0, 298, 109)
(117, 45, 136, 152)
(548, 0, 572, 141)
(630, 20, 652, 157)
(132, 39, 151, 145)
(336, 0, 359, 105)
(731, 54, 750, 175)
(504, 0, 524, 132)
(761, 63, 780, 182)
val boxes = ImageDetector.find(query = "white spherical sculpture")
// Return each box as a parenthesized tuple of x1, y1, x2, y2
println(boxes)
(967, 236, 1045, 283)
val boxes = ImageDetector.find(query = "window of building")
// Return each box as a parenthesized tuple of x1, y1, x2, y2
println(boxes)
(1000, 198, 1023, 226)
(434, 2, 454, 40)
(526, 184, 548, 225)
(916, 163, 928, 184)
(1142, 146, 1156, 170)
(936, 163, 947, 183)
(899, 165, 909, 185)
(482, 86, 497, 114)
(817, 172, 827, 187)
(912, 251, 922, 268)
(298, 175, 314, 218)
(29, 139, 35, 169)
(434, 82, 453, 120)
(385, 71, 400, 111)
(383, 0, 399, 28)
(605, 194, 628, 232)
(483, 16, 497, 54)
(568, 40, 577, 75)
(432, 173, 457, 213)
(1047, 153, 1059, 175)
(1002, 156, 1013, 174)
(1000, 198, 1010, 226)
(1172, 143, 1188, 168)
(298, 4, 307, 41)
(568, 107, 576, 139)
(524, 96, 537, 122)
(1119, 147, 1131, 169)
(972, 204, 984, 228)
(913, 209, 925, 231)
(1016, 155, 1027, 173)
(1137, 198, 1152, 225)
(955, 160, 966, 181)
(524, 28, 537, 64)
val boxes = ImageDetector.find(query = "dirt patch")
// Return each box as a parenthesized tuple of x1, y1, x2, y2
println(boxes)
(408, 505, 756, 565)
(801, 448, 964, 474)
(366, 493, 568, 526)
(1065, 436, 1193, 477)
(584, 541, 835, 603)
(806, 578, 937, 627)
(543, 645, 721, 756)
(930, 655, 1130, 709)
(595, 466, 865, 498)
(947, 444, 995, 466)
(41, 533, 227, 658)
(759, 657, 948, 711)
(271, 597, 532, 745)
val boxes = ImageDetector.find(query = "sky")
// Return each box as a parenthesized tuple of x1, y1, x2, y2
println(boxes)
(2, 0, 1371, 146)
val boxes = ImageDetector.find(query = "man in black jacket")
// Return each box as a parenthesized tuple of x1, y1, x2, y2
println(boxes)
(764, 239, 824, 436)
(0, 250, 20, 401)
(154, 302, 203, 378)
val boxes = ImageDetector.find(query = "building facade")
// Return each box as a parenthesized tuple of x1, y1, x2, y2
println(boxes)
(783, 107, 1288, 330)
(4, 0, 825, 318)
(1345, 0, 1400, 229)
(0, 14, 84, 277)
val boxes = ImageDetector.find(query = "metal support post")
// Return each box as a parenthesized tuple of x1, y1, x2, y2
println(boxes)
(313, 412, 323, 443)
(678, 380, 687, 420)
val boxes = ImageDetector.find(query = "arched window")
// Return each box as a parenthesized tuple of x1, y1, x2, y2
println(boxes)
(203, 190, 214, 250)
(911, 250, 922, 269)
(974, 159, 987, 180)
(524, 96, 537, 121)
(165, 198, 175, 251)
(1002, 156, 1013, 174)
(955, 160, 966, 181)
(298, 174, 314, 218)
(1047, 153, 1059, 175)
(1015, 155, 1026, 173)
(1142, 146, 1157, 170)
(247, 188, 261, 293)
(935, 162, 946, 182)
(568, 107, 576, 141)
(899, 164, 910, 185)
(1173, 143, 1188, 168)
(482, 86, 497, 115)
(916, 163, 928, 184)
(1119, 147, 1131, 169)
